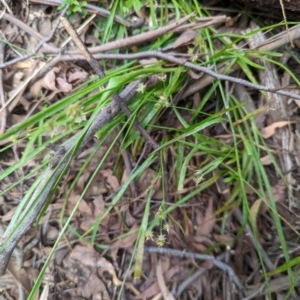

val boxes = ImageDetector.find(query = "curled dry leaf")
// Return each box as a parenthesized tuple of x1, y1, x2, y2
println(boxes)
(30, 64, 87, 98)
(30, 67, 59, 98)
(56, 77, 72, 93)
(260, 121, 293, 139)
(67, 67, 89, 83)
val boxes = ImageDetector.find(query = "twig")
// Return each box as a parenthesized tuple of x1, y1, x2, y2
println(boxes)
(60, 17, 159, 151)
(144, 246, 244, 294)
(31, 51, 300, 102)
(278, 0, 293, 47)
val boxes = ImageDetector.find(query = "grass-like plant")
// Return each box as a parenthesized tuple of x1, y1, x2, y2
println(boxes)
(1, 1, 300, 299)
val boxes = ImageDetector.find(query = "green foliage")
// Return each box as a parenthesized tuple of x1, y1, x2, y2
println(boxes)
(58, 0, 87, 17)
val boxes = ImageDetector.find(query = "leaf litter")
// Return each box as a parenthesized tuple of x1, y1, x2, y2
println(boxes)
(1, 0, 300, 299)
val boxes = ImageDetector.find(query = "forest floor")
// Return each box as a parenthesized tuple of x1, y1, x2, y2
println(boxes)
(1, 1, 300, 299)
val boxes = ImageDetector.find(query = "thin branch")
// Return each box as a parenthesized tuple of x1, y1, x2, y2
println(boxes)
(145, 246, 244, 294)
(31, 50, 300, 102)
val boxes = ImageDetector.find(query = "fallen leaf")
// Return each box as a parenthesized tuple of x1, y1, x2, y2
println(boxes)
(136, 264, 181, 299)
(260, 121, 292, 139)
(67, 68, 89, 83)
(71, 244, 108, 269)
(139, 58, 158, 67)
(56, 77, 72, 93)
(249, 199, 262, 228)
(110, 224, 139, 261)
(100, 169, 120, 191)
(196, 197, 215, 236)
(156, 259, 176, 300)
(172, 30, 197, 48)
(260, 155, 272, 165)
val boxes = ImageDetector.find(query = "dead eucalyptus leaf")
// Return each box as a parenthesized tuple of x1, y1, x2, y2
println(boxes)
(260, 121, 292, 139)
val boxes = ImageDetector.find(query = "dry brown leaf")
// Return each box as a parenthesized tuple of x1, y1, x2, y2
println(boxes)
(70, 244, 111, 269)
(7, 261, 31, 296)
(110, 224, 139, 261)
(100, 169, 120, 191)
(78, 199, 92, 215)
(249, 199, 262, 227)
(260, 121, 292, 139)
(260, 155, 272, 165)
(80, 273, 109, 299)
(67, 68, 89, 83)
(30, 67, 59, 98)
(15, 58, 36, 69)
(68, 245, 110, 299)
(19, 96, 31, 111)
(56, 77, 72, 93)
(255, 180, 286, 215)
(41, 67, 60, 90)
(10, 114, 27, 126)
(213, 234, 235, 247)
(44, 225, 59, 245)
(39, 17, 52, 37)
(10, 71, 24, 89)
(139, 58, 158, 67)
(294, 99, 300, 108)
(136, 264, 182, 299)
(1, 206, 17, 222)
(76, 172, 90, 194)
(172, 30, 197, 48)
(196, 197, 215, 236)
(29, 80, 43, 99)
(156, 259, 176, 300)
